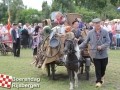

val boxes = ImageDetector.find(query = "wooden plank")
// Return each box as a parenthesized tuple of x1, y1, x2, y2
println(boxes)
(65, 13, 81, 26)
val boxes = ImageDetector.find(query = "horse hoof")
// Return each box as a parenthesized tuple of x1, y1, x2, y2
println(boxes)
(37, 65, 41, 68)
(75, 85, 78, 88)
(69, 87, 74, 90)
(70, 87, 74, 90)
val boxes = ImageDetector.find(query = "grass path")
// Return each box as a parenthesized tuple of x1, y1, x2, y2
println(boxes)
(0, 49, 120, 90)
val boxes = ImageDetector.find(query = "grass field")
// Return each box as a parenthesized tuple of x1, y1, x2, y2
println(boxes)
(0, 49, 120, 90)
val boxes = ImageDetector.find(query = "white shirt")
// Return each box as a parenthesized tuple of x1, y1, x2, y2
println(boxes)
(16, 30, 19, 38)
(103, 25, 112, 32)
(116, 23, 120, 31)
(1, 26, 8, 34)
(50, 25, 65, 39)
(1, 26, 8, 40)
(52, 25, 65, 34)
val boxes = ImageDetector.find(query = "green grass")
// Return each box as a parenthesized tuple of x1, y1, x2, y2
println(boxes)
(0, 49, 120, 90)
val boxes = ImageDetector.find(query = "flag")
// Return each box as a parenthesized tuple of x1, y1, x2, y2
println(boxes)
(7, 6, 11, 32)
(0, 74, 12, 89)
(6, 17, 11, 32)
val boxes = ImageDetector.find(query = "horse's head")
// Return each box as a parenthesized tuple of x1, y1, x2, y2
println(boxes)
(64, 39, 76, 54)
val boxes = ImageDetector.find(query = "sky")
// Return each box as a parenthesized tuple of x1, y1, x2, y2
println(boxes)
(0, 0, 52, 11)
(23, 0, 52, 11)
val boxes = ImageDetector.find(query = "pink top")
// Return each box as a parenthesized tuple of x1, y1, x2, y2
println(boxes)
(111, 24, 116, 35)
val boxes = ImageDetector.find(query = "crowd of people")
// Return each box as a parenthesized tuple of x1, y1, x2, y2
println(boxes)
(0, 18, 120, 51)
(0, 23, 43, 56)
(0, 12, 120, 88)
(0, 15, 120, 60)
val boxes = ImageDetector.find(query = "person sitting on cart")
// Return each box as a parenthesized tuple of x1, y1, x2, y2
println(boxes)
(80, 25, 91, 72)
(41, 12, 67, 69)
(50, 12, 66, 55)
(42, 19, 52, 40)
(72, 20, 83, 45)
(65, 26, 75, 40)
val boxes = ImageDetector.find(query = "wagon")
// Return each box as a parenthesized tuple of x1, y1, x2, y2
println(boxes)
(65, 13, 81, 26)
(0, 33, 13, 55)
(35, 12, 91, 80)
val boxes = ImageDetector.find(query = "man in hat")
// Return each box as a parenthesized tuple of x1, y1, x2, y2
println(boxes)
(11, 23, 21, 57)
(79, 18, 110, 87)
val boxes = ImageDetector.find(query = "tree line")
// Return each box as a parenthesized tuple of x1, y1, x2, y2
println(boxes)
(0, 0, 120, 24)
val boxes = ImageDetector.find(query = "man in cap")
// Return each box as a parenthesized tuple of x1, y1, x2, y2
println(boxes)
(79, 18, 110, 87)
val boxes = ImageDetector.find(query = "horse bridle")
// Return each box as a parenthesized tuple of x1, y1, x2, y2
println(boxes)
(64, 39, 76, 54)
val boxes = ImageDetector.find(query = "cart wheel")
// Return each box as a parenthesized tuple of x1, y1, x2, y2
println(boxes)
(11, 52, 13, 55)
(1, 50, 6, 55)
(4, 51, 7, 55)
(6, 52, 8, 55)
(0, 51, 3, 55)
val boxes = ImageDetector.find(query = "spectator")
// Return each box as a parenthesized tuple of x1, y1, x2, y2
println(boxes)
(116, 21, 120, 33)
(103, 21, 113, 48)
(31, 26, 41, 62)
(11, 23, 21, 57)
(21, 26, 29, 48)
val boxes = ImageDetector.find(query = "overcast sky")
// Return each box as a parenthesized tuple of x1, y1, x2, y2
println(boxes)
(0, 0, 52, 11)
(23, 0, 52, 10)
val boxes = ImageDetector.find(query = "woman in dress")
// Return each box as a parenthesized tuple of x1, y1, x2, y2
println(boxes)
(31, 26, 42, 64)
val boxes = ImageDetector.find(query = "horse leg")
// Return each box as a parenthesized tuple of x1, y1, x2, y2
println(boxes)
(81, 62, 84, 74)
(51, 62, 56, 80)
(46, 63, 51, 77)
(74, 71, 79, 88)
(68, 70, 74, 90)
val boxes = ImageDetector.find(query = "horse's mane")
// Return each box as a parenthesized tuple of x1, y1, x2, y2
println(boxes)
(65, 32, 81, 60)
(65, 32, 75, 40)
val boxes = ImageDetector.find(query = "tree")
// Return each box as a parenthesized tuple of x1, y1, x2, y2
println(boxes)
(9, 0, 25, 23)
(51, 0, 75, 13)
(0, 0, 120, 24)
(42, 1, 51, 19)
(17, 9, 42, 24)
(0, 1, 8, 24)
(110, 0, 120, 6)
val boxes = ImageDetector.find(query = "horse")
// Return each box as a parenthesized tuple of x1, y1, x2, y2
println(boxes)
(64, 39, 81, 90)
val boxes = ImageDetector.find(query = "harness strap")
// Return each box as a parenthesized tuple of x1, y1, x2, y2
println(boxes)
(67, 60, 82, 64)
